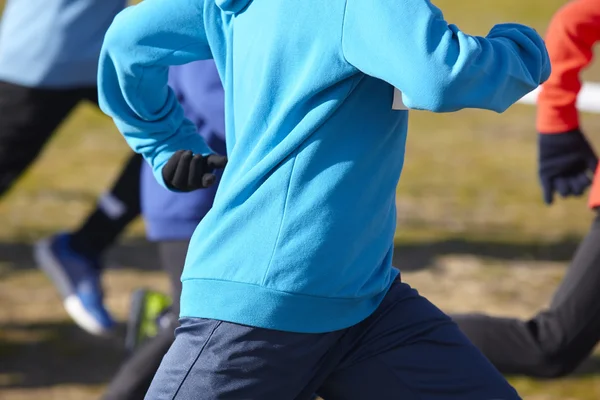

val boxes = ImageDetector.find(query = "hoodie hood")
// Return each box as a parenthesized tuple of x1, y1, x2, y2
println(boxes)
(215, 0, 252, 15)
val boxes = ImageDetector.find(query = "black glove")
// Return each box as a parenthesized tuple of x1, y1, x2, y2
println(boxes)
(538, 128, 598, 205)
(162, 150, 227, 192)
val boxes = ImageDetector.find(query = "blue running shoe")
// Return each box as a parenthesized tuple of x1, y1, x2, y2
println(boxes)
(34, 233, 115, 335)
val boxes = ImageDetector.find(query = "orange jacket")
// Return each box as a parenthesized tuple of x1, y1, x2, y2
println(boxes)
(536, 0, 600, 134)
(536, 0, 600, 208)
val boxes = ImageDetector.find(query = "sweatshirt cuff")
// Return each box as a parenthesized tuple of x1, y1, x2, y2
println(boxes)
(536, 105, 579, 133)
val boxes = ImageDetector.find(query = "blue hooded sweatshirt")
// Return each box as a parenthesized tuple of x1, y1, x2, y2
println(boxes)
(0, 0, 125, 88)
(99, 0, 550, 333)
(142, 60, 226, 242)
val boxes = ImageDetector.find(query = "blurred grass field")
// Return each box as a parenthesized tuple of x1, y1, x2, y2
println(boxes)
(2, 0, 600, 399)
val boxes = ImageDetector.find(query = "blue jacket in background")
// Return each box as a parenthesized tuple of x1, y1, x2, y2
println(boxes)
(99, 0, 550, 333)
(142, 60, 225, 241)
(0, 0, 125, 88)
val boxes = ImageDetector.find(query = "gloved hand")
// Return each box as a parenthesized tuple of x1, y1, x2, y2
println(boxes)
(538, 128, 598, 204)
(162, 150, 227, 192)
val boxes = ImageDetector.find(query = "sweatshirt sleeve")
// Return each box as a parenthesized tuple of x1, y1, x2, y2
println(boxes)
(536, 0, 600, 134)
(341, 0, 551, 113)
(98, 0, 213, 189)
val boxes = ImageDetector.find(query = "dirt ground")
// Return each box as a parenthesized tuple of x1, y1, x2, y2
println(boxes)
(2, 239, 600, 400)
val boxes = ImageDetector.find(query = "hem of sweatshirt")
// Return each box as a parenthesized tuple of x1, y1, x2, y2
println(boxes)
(145, 218, 200, 242)
(0, 73, 98, 90)
(589, 168, 600, 209)
(180, 268, 399, 333)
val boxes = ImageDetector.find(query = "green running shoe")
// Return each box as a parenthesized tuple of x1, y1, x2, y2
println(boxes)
(125, 288, 172, 352)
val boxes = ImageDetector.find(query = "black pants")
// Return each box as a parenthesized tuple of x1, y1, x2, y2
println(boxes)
(0, 80, 141, 258)
(454, 212, 600, 378)
(103, 240, 188, 400)
(0, 81, 102, 194)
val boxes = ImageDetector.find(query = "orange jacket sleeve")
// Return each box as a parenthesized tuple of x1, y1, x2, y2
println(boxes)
(536, 0, 600, 133)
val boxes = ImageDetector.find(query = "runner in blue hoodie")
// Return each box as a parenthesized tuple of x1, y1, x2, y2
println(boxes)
(98, 0, 551, 397)
(0, 0, 143, 336)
